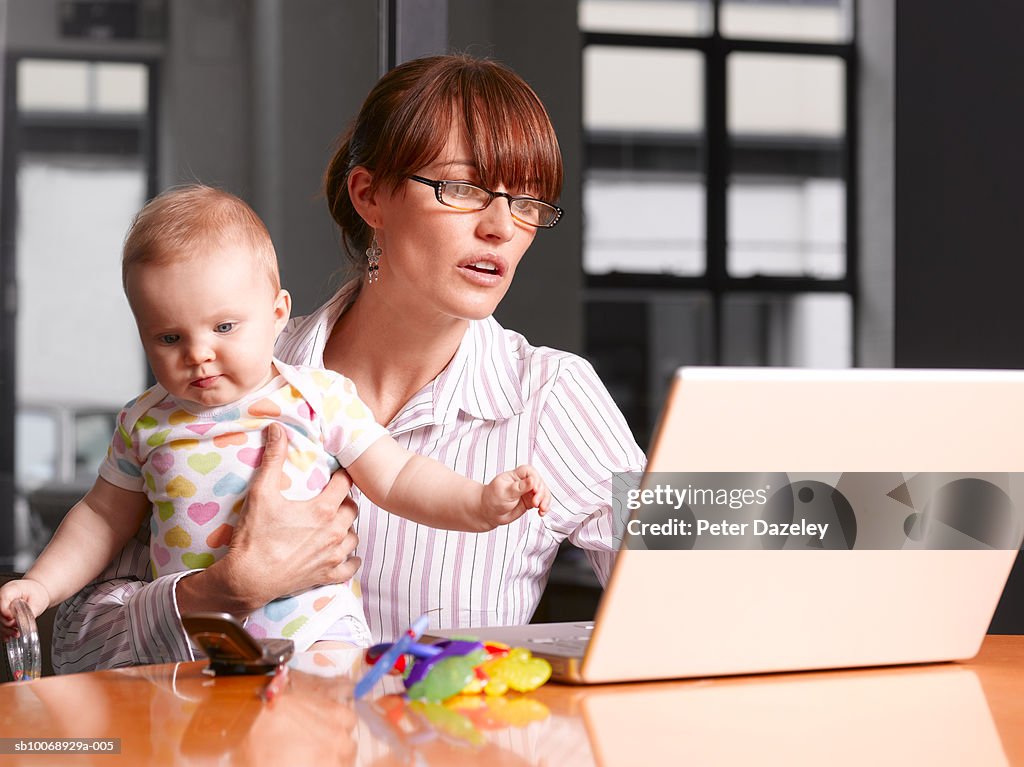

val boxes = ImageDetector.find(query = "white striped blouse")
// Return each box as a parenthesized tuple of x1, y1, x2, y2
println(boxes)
(52, 282, 645, 671)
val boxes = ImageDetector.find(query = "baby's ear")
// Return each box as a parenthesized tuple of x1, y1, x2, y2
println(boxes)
(273, 289, 292, 334)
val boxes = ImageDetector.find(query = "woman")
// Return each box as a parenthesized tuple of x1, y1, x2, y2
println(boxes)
(53, 54, 645, 670)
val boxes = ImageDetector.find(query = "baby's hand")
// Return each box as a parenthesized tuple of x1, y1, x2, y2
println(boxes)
(0, 579, 50, 639)
(482, 465, 551, 528)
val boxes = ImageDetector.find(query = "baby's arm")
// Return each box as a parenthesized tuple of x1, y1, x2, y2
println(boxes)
(0, 478, 150, 632)
(346, 436, 550, 533)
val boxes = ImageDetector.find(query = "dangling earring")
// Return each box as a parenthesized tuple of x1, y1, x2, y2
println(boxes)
(365, 234, 382, 284)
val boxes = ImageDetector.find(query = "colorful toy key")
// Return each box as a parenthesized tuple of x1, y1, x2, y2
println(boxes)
(363, 629, 552, 704)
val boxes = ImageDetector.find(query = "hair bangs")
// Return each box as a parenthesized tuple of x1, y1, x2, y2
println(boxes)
(369, 58, 562, 203)
(462, 79, 562, 203)
(368, 66, 461, 196)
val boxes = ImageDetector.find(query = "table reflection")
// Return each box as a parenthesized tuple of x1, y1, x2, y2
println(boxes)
(3, 651, 1010, 766)
(578, 665, 1006, 766)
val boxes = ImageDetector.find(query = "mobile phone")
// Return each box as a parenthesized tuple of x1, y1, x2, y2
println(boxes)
(182, 612, 294, 675)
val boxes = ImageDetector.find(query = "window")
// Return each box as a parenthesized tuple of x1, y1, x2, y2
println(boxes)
(2, 56, 158, 566)
(581, 0, 856, 445)
(11, 56, 153, 404)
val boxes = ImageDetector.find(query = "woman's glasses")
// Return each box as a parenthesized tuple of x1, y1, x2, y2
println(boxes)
(409, 175, 563, 228)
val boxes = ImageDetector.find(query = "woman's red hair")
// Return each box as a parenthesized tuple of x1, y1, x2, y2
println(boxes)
(325, 54, 563, 263)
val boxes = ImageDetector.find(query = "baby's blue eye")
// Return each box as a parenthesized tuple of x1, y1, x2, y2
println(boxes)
(215, 322, 235, 333)
(159, 334, 180, 345)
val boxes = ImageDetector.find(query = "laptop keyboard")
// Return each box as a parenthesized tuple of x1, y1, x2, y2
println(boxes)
(522, 624, 594, 657)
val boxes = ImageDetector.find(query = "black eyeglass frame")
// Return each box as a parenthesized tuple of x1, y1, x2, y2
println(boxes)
(408, 175, 564, 228)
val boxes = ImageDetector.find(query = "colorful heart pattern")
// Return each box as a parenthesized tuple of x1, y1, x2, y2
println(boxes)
(147, 430, 170, 449)
(186, 501, 219, 525)
(119, 366, 380, 648)
(307, 469, 328, 492)
(206, 523, 234, 548)
(151, 452, 174, 474)
(187, 452, 221, 475)
(313, 596, 331, 612)
(214, 432, 246, 448)
(166, 476, 197, 498)
(168, 410, 197, 425)
(289, 449, 317, 472)
(248, 399, 281, 418)
(323, 395, 341, 422)
(152, 543, 171, 567)
(346, 400, 369, 420)
(281, 616, 309, 639)
(213, 472, 247, 496)
(237, 447, 264, 468)
(164, 526, 192, 548)
(264, 596, 299, 621)
(246, 623, 268, 639)
(181, 552, 215, 569)
(116, 459, 142, 478)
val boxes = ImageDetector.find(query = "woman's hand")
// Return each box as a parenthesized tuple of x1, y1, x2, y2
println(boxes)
(176, 423, 361, 617)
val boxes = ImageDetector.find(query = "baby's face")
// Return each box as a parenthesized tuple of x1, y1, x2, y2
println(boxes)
(126, 245, 290, 409)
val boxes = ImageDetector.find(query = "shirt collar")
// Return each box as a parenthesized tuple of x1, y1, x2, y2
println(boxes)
(281, 280, 526, 429)
(430, 315, 526, 425)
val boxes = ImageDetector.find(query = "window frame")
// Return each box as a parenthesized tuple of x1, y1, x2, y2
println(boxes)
(582, 0, 858, 364)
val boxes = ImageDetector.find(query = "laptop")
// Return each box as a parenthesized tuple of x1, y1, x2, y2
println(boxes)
(428, 367, 1024, 683)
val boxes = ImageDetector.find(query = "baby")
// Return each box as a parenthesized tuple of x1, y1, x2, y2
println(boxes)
(0, 185, 549, 651)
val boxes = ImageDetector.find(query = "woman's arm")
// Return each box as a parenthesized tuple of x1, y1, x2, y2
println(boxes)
(52, 541, 192, 673)
(52, 424, 362, 673)
(533, 357, 647, 585)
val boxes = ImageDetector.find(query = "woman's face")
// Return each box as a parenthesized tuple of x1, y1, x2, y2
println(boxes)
(371, 123, 539, 323)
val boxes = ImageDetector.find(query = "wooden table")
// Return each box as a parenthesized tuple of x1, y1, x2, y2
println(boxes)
(1, 636, 1022, 765)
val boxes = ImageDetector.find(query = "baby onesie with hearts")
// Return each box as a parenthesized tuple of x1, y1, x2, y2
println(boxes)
(98, 359, 387, 650)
